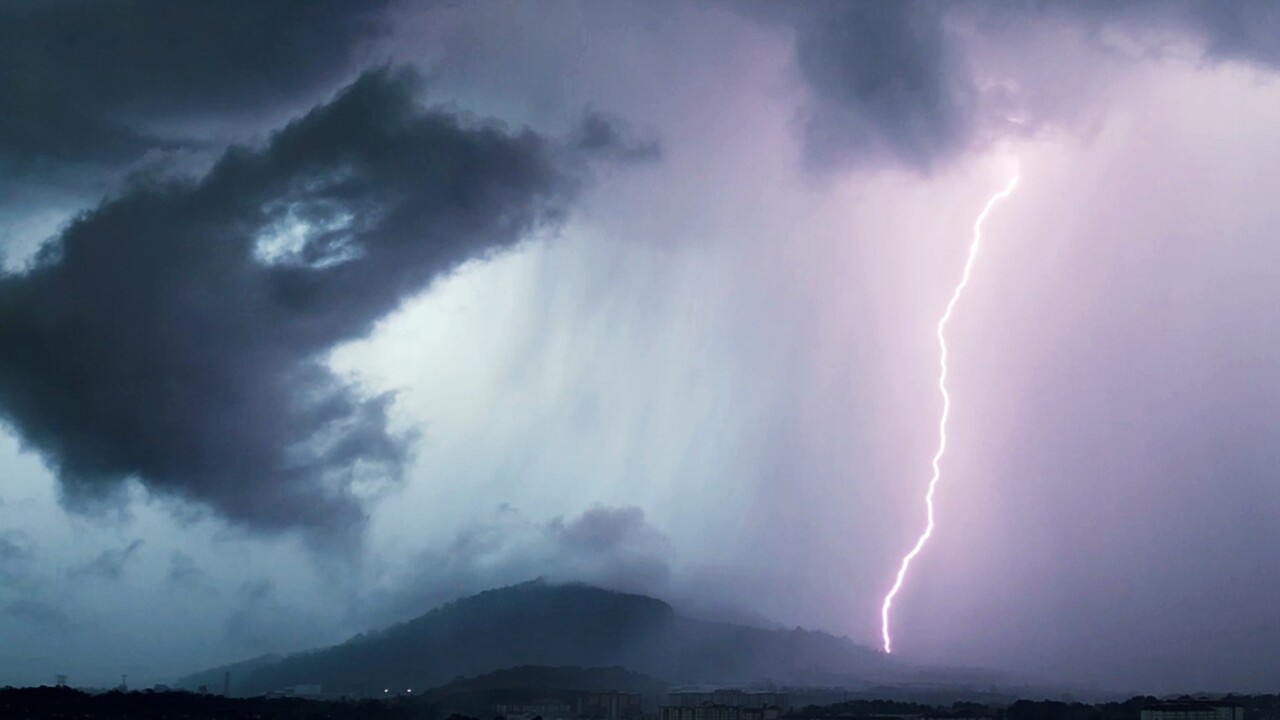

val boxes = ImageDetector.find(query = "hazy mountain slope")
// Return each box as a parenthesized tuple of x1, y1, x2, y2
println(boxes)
(176, 653, 281, 694)
(419, 665, 671, 718)
(669, 616, 887, 684)
(179, 580, 893, 696)
(429, 665, 667, 695)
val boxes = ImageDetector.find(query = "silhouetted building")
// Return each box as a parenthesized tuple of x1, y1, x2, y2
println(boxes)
(265, 684, 323, 699)
(579, 692, 643, 720)
(1006, 699, 1095, 720)
(668, 691, 789, 711)
(661, 705, 783, 720)
(925, 712, 993, 720)
(1142, 703, 1244, 720)
(494, 698, 574, 720)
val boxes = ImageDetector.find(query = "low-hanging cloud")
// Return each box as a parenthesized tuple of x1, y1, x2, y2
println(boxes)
(747, 0, 1280, 173)
(0, 68, 604, 542)
(1033, 0, 1280, 69)
(374, 505, 675, 622)
(70, 539, 145, 580)
(225, 577, 331, 655)
(0, 531, 33, 563)
(3, 599, 72, 631)
(785, 0, 977, 172)
(0, 0, 392, 172)
(439, 504, 673, 596)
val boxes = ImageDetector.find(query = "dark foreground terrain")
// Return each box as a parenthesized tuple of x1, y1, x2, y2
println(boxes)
(0, 686, 419, 719)
(6, 686, 1280, 720)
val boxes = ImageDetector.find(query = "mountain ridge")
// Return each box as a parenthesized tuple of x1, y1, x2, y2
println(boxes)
(178, 579, 895, 696)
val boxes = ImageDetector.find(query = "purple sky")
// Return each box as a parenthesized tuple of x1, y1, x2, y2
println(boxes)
(1, 0, 1278, 694)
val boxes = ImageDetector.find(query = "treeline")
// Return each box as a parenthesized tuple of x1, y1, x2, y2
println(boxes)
(0, 686, 424, 720)
(793, 696, 1280, 720)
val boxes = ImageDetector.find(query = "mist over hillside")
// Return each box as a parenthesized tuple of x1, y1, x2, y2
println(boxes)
(179, 581, 905, 696)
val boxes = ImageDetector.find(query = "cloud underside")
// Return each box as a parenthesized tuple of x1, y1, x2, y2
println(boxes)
(375, 505, 674, 622)
(774, 0, 1280, 171)
(2, 0, 1279, 543)
(0, 69, 570, 541)
(0, 1, 390, 170)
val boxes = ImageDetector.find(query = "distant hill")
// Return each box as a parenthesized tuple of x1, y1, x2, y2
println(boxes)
(179, 580, 894, 696)
(176, 653, 281, 695)
(429, 665, 667, 695)
(418, 665, 670, 718)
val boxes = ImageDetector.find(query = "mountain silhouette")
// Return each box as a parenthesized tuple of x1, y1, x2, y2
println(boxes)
(180, 580, 893, 696)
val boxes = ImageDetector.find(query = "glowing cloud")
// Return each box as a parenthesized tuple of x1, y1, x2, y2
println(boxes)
(879, 168, 1021, 654)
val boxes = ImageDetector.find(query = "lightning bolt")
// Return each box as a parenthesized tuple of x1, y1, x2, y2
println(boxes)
(879, 168, 1021, 655)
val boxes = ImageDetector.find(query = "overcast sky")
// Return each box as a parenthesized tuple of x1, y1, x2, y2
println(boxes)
(1, 0, 1279, 695)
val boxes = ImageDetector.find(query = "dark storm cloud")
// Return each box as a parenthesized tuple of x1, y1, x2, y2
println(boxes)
(743, 0, 1280, 173)
(0, 0, 392, 171)
(0, 531, 34, 563)
(374, 505, 674, 623)
(1050, 0, 1280, 67)
(71, 539, 144, 580)
(166, 552, 212, 591)
(225, 577, 326, 654)
(573, 111, 663, 163)
(1189, 0, 1280, 66)
(442, 505, 674, 594)
(550, 506, 667, 563)
(783, 0, 977, 172)
(3, 600, 71, 630)
(0, 69, 582, 541)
